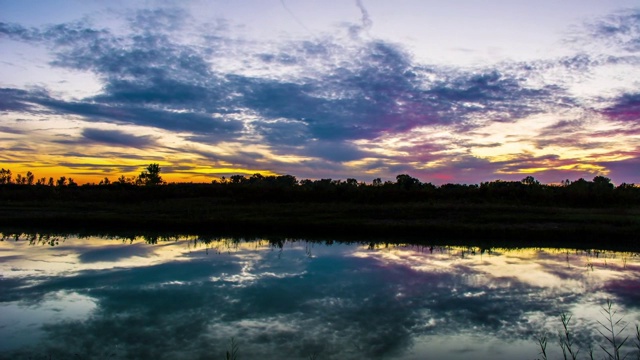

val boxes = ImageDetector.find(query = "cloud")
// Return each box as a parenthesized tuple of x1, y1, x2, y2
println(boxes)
(80, 128, 157, 148)
(78, 243, 154, 263)
(350, 0, 373, 37)
(584, 9, 640, 53)
(1, 6, 640, 182)
(301, 140, 372, 162)
(127, 7, 189, 33)
(598, 157, 640, 183)
(2, 12, 561, 141)
(0, 88, 38, 112)
(602, 93, 640, 121)
(0, 125, 26, 135)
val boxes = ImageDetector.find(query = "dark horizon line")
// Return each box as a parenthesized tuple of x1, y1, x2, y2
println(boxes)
(0, 165, 636, 188)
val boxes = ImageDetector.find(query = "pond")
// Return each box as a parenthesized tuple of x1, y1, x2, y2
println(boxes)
(1, 233, 639, 359)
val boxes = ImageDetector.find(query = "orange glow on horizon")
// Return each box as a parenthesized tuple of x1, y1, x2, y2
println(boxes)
(0, 163, 282, 185)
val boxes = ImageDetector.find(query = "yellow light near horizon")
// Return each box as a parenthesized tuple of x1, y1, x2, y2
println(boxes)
(0, 167, 285, 185)
(556, 163, 608, 173)
(496, 162, 608, 175)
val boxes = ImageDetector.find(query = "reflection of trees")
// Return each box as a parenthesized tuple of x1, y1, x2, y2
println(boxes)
(1, 231, 63, 246)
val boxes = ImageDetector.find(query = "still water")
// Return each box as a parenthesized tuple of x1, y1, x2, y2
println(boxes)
(0, 234, 639, 360)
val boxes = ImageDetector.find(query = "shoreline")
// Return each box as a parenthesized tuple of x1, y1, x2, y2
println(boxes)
(2, 200, 639, 251)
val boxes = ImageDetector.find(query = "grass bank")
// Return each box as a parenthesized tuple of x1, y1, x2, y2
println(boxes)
(2, 198, 639, 251)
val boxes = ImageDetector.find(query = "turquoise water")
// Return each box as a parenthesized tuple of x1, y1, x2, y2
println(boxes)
(1, 234, 639, 359)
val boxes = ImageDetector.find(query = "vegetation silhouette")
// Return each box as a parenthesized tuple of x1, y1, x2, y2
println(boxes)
(137, 163, 164, 186)
(1, 164, 637, 206)
(535, 300, 640, 360)
(1, 165, 639, 246)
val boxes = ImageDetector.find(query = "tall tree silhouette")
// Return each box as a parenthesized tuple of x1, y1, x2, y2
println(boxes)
(26, 171, 34, 185)
(0, 168, 12, 184)
(138, 163, 164, 186)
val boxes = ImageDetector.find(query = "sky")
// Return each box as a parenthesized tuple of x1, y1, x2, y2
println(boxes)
(1, 0, 639, 185)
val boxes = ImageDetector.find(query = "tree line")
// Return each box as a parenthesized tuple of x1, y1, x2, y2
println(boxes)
(0, 164, 163, 187)
(1, 164, 639, 207)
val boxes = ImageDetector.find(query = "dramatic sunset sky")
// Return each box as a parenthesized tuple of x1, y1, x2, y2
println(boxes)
(1, 0, 639, 184)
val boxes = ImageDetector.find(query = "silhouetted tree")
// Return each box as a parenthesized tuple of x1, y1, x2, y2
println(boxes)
(275, 175, 297, 187)
(345, 178, 359, 187)
(138, 163, 163, 186)
(229, 175, 245, 184)
(56, 176, 67, 187)
(26, 171, 34, 185)
(396, 174, 421, 190)
(249, 173, 264, 184)
(593, 176, 613, 190)
(115, 175, 137, 185)
(522, 176, 540, 186)
(15, 174, 25, 185)
(0, 168, 12, 184)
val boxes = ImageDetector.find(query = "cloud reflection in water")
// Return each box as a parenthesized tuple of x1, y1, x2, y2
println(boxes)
(0, 235, 639, 359)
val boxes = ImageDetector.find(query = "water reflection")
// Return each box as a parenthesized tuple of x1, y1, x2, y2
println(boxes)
(1, 233, 639, 359)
